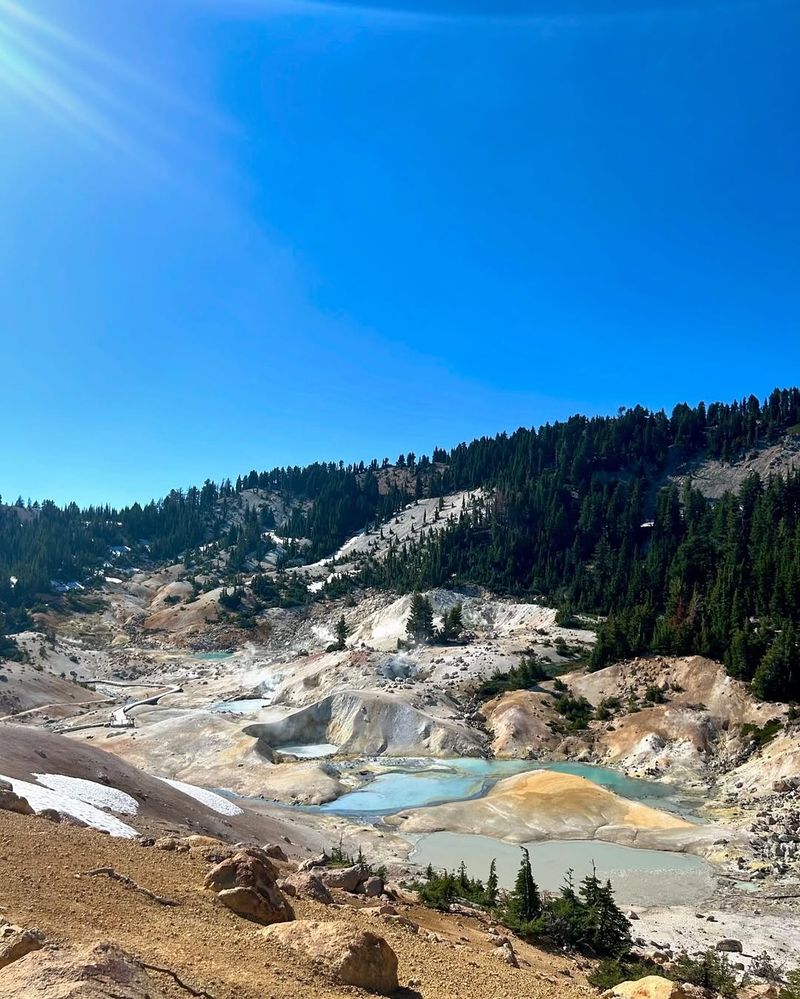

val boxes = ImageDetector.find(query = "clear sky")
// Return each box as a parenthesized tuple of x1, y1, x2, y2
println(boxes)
(1, 0, 798, 507)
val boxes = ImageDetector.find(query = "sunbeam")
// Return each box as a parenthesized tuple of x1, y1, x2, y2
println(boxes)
(0, 0, 227, 183)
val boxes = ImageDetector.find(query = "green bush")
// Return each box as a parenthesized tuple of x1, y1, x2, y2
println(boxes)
(478, 653, 547, 699)
(669, 950, 737, 998)
(741, 718, 783, 749)
(412, 861, 494, 911)
(553, 693, 595, 730)
(644, 685, 667, 704)
(588, 957, 663, 990)
(781, 968, 800, 998)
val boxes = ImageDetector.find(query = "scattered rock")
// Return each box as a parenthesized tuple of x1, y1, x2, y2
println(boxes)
(204, 851, 294, 925)
(602, 976, 687, 999)
(0, 780, 33, 817)
(715, 938, 743, 953)
(263, 843, 289, 862)
(0, 940, 158, 999)
(496, 941, 518, 968)
(0, 922, 45, 971)
(320, 865, 366, 893)
(284, 872, 334, 905)
(261, 920, 398, 995)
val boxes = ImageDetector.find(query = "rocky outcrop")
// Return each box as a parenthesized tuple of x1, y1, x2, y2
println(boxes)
(320, 864, 366, 892)
(601, 977, 687, 999)
(481, 689, 561, 758)
(261, 920, 398, 995)
(0, 780, 33, 816)
(204, 849, 294, 924)
(0, 940, 161, 999)
(318, 864, 384, 896)
(281, 872, 334, 904)
(0, 921, 45, 971)
(263, 843, 289, 862)
(244, 688, 484, 758)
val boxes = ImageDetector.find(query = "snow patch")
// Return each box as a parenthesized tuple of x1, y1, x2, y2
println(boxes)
(156, 776, 243, 816)
(0, 773, 138, 838)
(33, 773, 139, 815)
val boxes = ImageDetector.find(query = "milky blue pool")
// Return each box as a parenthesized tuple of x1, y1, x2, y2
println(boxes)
(319, 757, 698, 817)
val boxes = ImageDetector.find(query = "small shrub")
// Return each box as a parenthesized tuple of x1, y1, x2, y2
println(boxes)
(750, 950, 785, 983)
(669, 950, 737, 998)
(781, 968, 800, 998)
(588, 957, 663, 990)
(595, 696, 621, 721)
(741, 718, 783, 749)
(553, 693, 594, 730)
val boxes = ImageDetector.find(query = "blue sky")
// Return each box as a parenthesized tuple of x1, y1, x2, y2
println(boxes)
(1, 0, 798, 507)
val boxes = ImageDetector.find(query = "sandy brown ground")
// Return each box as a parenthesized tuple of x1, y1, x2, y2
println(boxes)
(0, 810, 593, 999)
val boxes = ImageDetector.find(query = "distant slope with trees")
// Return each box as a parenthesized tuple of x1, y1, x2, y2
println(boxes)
(2, 387, 800, 698)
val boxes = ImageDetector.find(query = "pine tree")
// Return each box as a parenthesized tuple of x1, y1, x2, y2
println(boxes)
(441, 603, 464, 641)
(407, 592, 434, 641)
(504, 848, 541, 925)
(485, 859, 498, 908)
(579, 867, 631, 957)
(752, 623, 799, 700)
(334, 614, 348, 651)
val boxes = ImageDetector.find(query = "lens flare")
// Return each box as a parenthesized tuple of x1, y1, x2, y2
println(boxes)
(0, 0, 227, 181)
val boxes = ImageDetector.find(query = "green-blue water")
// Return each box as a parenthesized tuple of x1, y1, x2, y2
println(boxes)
(319, 758, 696, 817)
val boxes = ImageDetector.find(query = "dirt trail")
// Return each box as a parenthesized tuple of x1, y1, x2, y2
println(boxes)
(0, 810, 592, 999)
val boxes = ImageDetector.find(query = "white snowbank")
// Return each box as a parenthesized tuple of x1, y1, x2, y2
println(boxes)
(33, 773, 139, 815)
(0, 773, 138, 838)
(156, 776, 243, 816)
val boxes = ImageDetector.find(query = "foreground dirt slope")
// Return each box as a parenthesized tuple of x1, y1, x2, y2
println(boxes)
(0, 811, 592, 999)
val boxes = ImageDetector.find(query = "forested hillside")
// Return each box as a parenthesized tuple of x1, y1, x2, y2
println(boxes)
(2, 387, 800, 697)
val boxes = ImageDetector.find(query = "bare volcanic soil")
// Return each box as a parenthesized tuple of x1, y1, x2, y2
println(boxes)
(0, 811, 594, 999)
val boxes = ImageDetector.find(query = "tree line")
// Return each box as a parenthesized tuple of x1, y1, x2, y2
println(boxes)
(2, 388, 800, 699)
